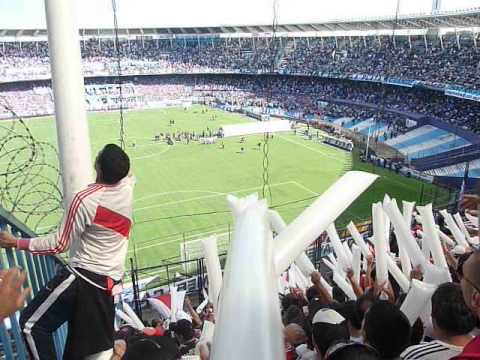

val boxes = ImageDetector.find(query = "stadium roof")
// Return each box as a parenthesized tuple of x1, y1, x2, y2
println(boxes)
(1, 8, 479, 38)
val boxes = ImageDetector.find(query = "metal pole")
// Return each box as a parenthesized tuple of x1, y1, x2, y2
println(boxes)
(419, 182, 425, 205)
(130, 258, 142, 317)
(44, 0, 93, 207)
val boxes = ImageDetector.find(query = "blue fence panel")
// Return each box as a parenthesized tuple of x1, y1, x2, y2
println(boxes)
(0, 207, 65, 359)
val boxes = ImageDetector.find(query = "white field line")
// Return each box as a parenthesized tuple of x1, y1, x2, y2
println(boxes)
(135, 189, 225, 203)
(128, 230, 230, 254)
(133, 181, 296, 213)
(291, 181, 320, 196)
(278, 135, 340, 161)
(130, 181, 315, 254)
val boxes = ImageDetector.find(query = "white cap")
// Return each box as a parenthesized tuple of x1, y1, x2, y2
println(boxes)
(312, 308, 345, 325)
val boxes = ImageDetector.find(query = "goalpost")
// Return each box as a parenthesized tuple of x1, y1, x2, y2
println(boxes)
(180, 231, 231, 273)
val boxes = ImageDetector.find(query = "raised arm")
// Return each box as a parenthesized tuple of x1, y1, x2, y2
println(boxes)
(0, 188, 93, 255)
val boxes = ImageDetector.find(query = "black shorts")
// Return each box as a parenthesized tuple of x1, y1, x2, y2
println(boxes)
(20, 267, 115, 360)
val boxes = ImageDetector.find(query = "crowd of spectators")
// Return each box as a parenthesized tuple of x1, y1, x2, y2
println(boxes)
(19, 198, 475, 360)
(1, 74, 479, 134)
(0, 34, 478, 90)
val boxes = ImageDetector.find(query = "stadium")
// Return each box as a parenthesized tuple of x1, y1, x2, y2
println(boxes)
(0, 0, 480, 359)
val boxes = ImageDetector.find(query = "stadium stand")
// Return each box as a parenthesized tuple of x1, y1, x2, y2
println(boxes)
(2, 7, 480, 358)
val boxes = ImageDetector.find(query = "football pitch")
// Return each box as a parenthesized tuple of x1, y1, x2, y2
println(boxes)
(1, 105, 450, 268)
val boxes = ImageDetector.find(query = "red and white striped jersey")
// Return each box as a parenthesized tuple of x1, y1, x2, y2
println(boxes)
(18, 176, 135, 280)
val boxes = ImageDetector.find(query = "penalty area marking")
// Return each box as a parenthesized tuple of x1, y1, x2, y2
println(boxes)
(277, 134, 343, 161)
(133, 180, 298, 213)
(130, 181, 318, 253)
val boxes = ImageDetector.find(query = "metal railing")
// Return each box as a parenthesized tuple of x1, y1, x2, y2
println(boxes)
(0, 206, 66, 360)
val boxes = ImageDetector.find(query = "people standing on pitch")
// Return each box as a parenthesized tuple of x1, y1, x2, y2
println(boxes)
(0, 144, 134, 360)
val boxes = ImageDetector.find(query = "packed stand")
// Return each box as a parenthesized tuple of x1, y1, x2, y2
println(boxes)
(1, 74, 480, 134)
(0, 34, 479, 90)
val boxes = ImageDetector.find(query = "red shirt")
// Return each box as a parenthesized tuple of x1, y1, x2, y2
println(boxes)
(452, 337, 480, 359)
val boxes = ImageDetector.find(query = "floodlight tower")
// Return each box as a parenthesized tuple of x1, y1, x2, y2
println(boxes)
(44, 0, 93, 207)
(432, 0, 442, 13)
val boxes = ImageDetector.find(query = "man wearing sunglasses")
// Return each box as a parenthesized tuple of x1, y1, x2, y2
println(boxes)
(452, 250, 480, 359)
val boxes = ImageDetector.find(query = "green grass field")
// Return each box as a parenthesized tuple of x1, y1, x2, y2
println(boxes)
(1, 105, 450, 268)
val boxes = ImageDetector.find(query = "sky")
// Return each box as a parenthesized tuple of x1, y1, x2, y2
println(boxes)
(0, 0, 479, 29)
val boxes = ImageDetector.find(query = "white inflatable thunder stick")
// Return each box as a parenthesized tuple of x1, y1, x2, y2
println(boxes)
(399, 200, 415, 277)
(323, 258, 337, 273)
(347, 222, 371, 257)
(386, 255, 410, 293)
(170, 286, 178, 323)
(453, 213, 474, 245)
(417, 204, 448, 269)
(342, 241, 354, 264)
(269, 210, 316, 280)
(327, 223, 351, 271)
(423, 262, 452, 285)
(274, 171, 378, 275)
(352, 245, 362, 286)
(211, 198, 284, 360)
(383, 200, 426, 270)
(402, 201, 416, 229)
(115, 309, 137, 329)
(122, 302, 145, 330)
(465, 212, 479, 227)
(333, 271, 357, 301)
(419, 236, 431, 261)
(294, 263, 311, 290)
(201, 235, 223, 312)
(295, 252, 315, 277)
(440, 210, 469, 248)
(400, 279, 437, 326)
(383, 194, 392, 253)
(373, 202, 389, 286)
(226, 193, 258, 221)
(327, 253, 338, 268)
(438, 229, 456, 247)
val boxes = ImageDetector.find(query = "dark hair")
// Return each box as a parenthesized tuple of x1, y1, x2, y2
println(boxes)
(364, 301, 411, 359)
(332, 285, 347, 303)
(334, 301, 363, 331)
(356, 293, 375, 321)
(124, 335, 179, 360)
(281, 293, 305, 311)
(431, 283, 476, 336)
(97, 144, 130, 184)
(410, 318, 424, 346)
(170, 319, 194, 341)
(312, 321, 349, 356)
(327, 342, 379, 360)
(114, 325, 138, 342)
(283, 305, 306, 327)
(306, 286, 319, 303)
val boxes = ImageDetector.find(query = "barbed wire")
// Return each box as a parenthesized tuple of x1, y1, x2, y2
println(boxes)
(0, 96, 63, 234)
